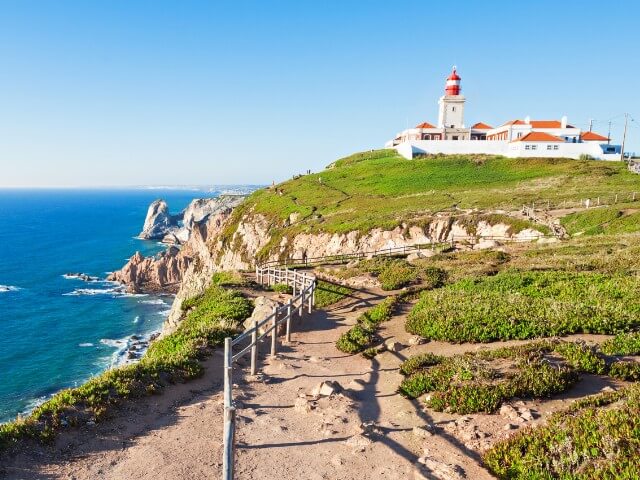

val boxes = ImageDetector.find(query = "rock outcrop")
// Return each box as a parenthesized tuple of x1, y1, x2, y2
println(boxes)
(139, 199, 179, 240)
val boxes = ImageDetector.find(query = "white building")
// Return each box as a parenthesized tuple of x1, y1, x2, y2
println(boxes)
(386, 68, 622, 161)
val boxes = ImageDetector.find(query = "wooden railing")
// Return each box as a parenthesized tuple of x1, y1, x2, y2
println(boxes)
(222, 266, 316, 480)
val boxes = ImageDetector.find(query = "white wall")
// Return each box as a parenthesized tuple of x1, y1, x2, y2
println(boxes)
(395, 140, 622, 161)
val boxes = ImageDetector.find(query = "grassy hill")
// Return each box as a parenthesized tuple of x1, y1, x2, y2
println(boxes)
(222, 150, 640, 258)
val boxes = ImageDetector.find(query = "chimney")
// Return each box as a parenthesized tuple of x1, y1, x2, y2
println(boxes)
(524, 116, 531, 124)
(561, 115, 568, 128)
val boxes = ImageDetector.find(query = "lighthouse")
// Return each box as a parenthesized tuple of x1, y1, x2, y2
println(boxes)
(438, 66, 466, 131)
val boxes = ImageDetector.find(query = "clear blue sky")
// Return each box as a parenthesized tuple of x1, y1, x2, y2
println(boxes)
(1, 0, 638, 187)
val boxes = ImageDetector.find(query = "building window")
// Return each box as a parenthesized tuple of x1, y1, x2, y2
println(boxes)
(452, 107, 456, 112)
(525, 145, 531, 150)
(531, 145, 538, 150)
(553, 145, 559, 150)
(452, 135, 458, 140)
(547, 145, 553, 150)
(517, 132, 523, 138)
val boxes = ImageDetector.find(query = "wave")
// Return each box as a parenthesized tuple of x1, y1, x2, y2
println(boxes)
(139, 298, 168, 306)
(63, 286, 147, 298)
(0, 285, 20, 293)
(78, 342, 94, 347)
(99, 331, 159, 368)
(133, 316, 140, 324)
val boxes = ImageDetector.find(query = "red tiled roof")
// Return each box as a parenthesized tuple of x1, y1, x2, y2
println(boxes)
(581, 131, 609, 141)
(471, 122, 493, 130)
(513, 132, 565, 143)
(501, 119, 526, 127)
(415, 122, 436, 129)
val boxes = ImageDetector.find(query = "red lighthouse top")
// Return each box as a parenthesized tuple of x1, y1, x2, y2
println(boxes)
(445, 67, 461, 96)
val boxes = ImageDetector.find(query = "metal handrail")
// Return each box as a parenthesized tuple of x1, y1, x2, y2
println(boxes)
(222, 265, 316, 480)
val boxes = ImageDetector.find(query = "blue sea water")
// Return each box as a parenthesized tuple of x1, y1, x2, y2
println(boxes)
(0, 187, 256, 423)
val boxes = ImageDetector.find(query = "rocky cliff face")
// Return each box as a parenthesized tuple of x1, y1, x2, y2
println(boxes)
(139, 200, 179, 240)
(113, 195, 546, 335)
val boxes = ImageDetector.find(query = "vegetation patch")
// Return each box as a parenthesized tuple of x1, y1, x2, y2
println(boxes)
(601, 331, 640, 356)
(335, 257, 446, 291)
(269, 283, 293, 294)
(313, 280, 353, 308)
(483, 383, 640, 479)
(336, 296, 399, 354)
(406, 270, 640, 343)
(0, 279, 253, 449)
(399, 340, 638, 415)
(561, 204, 640, 236)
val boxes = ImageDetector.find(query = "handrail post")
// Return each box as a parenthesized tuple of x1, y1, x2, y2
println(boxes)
(270, 306, 277, 356)
(222, 337, 234, 480)
(250, 318, 258, 376)
(299, 288, 304, 317)
(286, 299, 292, 343)
(312, 281, 316, 307)
(307, 285, 312, 314)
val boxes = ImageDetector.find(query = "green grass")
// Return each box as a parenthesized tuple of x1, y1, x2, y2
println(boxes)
(335, 257, 446, 291)
(561, 204, 640, 235)
(406, 270, 640, 343)
(313, 280, 353, 308)
(0, 280, 253, 449)
(217, 150, 640, 260)
(398, 340, 638, 415)
(601, 331, 640, 355)
(483, 383, 640, 479)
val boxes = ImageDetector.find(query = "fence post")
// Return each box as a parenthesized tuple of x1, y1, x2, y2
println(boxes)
(255, 265, 258, 283)
(222, 337, 234, 480)
(292, 272, 297, 296)
(299, 288, 304, 317)
(270, 307, 277, 356)
(286, 299, 292, 343)
(307, 286, 312, 314)
(311, 281, 316, 307)
(250, 318, 258, 376)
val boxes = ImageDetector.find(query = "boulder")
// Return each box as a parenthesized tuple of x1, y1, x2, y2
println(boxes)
(406, 249, 436, 262)
(384, 340, 404, 352)
(474, 239, 501, 250)
(243, 296, 282, 335)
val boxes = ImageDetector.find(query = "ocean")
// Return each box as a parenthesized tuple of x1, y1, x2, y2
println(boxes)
(0, 187, 256, 423)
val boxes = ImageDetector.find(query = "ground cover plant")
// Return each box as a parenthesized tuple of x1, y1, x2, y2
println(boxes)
(561, 203, 640, 236)
(313, 279, 353, 308)
(0, 277, 253, 449)
(406, 270, 640, 343)
(336, 296, 399, 354)
(483, 383, 640, 479)
(398, 340, 639, 414)
(333, 257, 446, 291)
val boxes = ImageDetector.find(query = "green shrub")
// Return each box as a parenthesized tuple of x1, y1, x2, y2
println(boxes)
(378, 262, 418, 290)
(399, 353, 444, 376)
(553, 342, 607, 374)
(336, 296, 399, 354)
(483, 384, 640, 479)
(406, 270, 640, 343)
(601, 331, 640, 355)
(270, 283, 293, 294)
(609, 361, 640, 381)
(313, 280, 353, 308)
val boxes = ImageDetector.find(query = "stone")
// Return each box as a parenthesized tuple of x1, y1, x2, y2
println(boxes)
(384, 340, 404, 352)
(503, 423, 518, 430)
(518, 408, 534, 421)
(475, 239, 501, 250)
(601, 386, 616, 393)
(408, 335, 425, 346)
(310, 380, 342, 398)
(139, 199, 179, 240)
(345, 434, 372, 451)
(243, 296, 282, 335)
(499, 404, 519, 420)
(294, 397, 313, 413)
(412, 425, 434, 438)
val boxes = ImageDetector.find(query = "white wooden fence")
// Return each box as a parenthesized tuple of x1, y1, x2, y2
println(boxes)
(222, 266, 317, 480)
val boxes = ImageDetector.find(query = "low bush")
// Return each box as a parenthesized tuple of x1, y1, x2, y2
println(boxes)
(335, 257, 445, 291)
(399, 339, 635, 415)
(609, 360, 640, 381)
(313, 280, 353, 308)
(601, 331, 640, 355)
(336, 296, 399, 354)
(406, 270, 640, 343)
(270, 283, 293, 294)
(0, 283, 253, 449)
(484, 383, 640, 479)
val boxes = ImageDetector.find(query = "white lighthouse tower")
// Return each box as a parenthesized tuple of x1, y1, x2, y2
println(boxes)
(437, 67, 466, 130)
